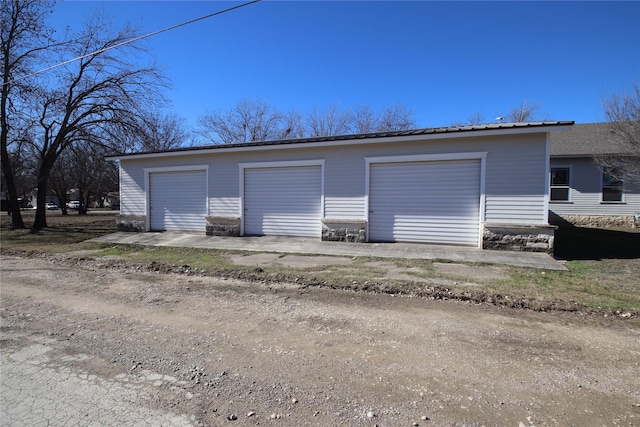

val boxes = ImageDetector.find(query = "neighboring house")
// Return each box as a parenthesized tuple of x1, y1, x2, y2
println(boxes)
(103, 192, 120, 210)
(107, 122, 573, 253)
(549, 122, 640, 228)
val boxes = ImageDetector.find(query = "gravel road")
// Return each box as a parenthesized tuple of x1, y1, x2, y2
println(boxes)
(1, 254, 639, 426)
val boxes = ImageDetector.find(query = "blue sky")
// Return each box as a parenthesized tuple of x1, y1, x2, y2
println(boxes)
(49, 1, 639, 131)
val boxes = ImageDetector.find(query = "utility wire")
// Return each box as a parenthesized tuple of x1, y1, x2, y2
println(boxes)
(5, 0, 261, 86)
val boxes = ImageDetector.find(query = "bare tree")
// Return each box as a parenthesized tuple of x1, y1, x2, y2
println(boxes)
(90, 146, 119, 208)
(280, 109, 305, 139)
(376, 104, 416, 131)
(502, 99, 548, 123)
(24, 11, 166, 229)
(2, 140, 37, 207)
(306, 104, 350, 137)
(118, 112, 190, 153)
(347, 103, 416, 133)
(69, 142, 99, 215)
(197, 100, 419, 143)
(48, 146, 73, 214)
(598, 83, 640, 184)
(452, 101, 549, 126)
(1, 0, 57, 228)
(50, 140, 119, 214)
(3, 3, 166, 229)
(451, 111, 486, 126)
(198, 99, 286, 144)
(348, 104, 377, 134)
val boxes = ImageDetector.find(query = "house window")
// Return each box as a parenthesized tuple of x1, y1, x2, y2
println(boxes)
(550, 167, 570, 201)
(602, 168, 624, 202)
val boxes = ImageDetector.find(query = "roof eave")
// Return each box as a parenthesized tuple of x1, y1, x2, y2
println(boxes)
(107, 121, 574, 162)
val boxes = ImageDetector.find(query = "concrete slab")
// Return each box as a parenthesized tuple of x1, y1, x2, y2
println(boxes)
(88, 232, 568, 271)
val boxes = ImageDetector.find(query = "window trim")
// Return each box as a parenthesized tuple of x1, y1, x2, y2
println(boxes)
(550, 166, 572, 203)
(601, 167, 625, 204)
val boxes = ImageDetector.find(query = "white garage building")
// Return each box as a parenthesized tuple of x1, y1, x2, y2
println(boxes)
(109, 122, 573, 253)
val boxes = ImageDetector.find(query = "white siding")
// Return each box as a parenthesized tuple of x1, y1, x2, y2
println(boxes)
(484, 136, 548, 224)
(208, 156, 241, 217)
(485, 196, 546, 223)
(550, 157, 640, 216)
(243, 166, 322, 237)
(119, 168, 145, 216)
(324, 197, 364, 218)
(323, 147, 367, 219)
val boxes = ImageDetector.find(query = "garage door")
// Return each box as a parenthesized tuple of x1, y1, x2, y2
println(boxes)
(149, 170, 207, 231)
(244, 166, 322, 237)
(369, 159, 481, 246)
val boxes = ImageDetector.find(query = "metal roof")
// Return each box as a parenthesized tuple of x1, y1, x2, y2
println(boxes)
(109, 121, 574, 160)
(550, 122, 632, 157)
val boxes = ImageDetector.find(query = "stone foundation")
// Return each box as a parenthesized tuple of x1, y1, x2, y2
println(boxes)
(321, 219, 367, 243)
(483, 224, 556, 253)
(116, 215, 146, 232)
(205, 216, 240, 237)
(549, 213, 637, 229)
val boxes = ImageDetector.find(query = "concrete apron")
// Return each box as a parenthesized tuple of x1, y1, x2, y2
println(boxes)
(89, 232, 567, 271)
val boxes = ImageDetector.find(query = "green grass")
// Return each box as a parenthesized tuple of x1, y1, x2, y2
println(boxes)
(497, 260, 640, 312)
(109, 245, 240, 271)
(2, 210, 639, 316)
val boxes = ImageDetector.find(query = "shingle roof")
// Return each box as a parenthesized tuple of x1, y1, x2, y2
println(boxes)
(550, 122, 631, 157)
(110, 121, 573, 160)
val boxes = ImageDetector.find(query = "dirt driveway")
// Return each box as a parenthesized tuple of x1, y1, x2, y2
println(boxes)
(1, 253, 639, 426)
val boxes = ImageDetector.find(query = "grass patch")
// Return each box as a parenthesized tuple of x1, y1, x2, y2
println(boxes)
(1, 210, 117, 252)
(115, 245, 239, 271)
(493, 260, 640, 312)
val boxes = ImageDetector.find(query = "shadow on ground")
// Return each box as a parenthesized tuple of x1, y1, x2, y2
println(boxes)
(554, 225, 640, 260)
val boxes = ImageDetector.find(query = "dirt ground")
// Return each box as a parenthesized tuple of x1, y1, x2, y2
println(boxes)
(1, 252, 639, 427)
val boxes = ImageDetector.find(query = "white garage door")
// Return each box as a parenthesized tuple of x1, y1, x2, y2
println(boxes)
(244, 166, 322, 237)
(369, 159, 481, 246)
(149, 170, 207, 231)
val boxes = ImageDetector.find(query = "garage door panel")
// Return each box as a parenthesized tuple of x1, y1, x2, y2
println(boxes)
(369, 159, 481, 245)
(244, 166, 322, 237)
(149, 170, 206, 232)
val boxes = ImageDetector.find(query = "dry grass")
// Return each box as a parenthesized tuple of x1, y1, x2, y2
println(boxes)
(0, 209, 117, 252)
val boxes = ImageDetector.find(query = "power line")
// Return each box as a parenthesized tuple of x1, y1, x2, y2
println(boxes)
(5, 0, 261, 86)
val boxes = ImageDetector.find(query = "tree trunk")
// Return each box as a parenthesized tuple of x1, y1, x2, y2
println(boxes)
(1, 54, 25, 229)
(32, 177, 49, 229)
(32, 157, 56, 230)
(0, 151, 26, 229)
(77, 189, 86, 215)
(33, 131, 65, 229)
